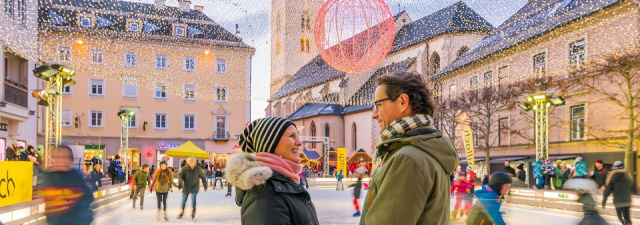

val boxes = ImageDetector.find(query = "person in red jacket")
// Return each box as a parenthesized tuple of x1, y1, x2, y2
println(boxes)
(451, 172, 474, 219)
(466, 166, 476, 181)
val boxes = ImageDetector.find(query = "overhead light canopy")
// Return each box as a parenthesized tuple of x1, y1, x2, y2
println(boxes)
(549, 96, 565, 106)
(51, 64, 76, 77)
(518, 102, 532, 111)
(117, 109, 136, 119)
(33, 65, 59, 79)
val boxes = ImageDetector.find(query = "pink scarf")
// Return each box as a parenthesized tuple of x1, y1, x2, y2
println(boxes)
(255, 152, 302, 184)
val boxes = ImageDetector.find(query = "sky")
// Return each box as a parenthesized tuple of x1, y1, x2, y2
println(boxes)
(126, 0, 528, 120)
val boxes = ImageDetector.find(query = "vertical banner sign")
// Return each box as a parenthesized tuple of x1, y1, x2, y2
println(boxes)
(337, 147, 347, 177)
(462, 125, 475, 169)
(0, 161, 33, 207)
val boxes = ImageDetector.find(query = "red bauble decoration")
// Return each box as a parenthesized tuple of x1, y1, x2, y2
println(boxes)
(314, 0, 396, 73)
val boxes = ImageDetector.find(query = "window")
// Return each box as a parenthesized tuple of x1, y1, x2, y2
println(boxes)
(184, 56, 195, 71)
(5, 0, 13, 16)
(154, 82, 167, 99)
(80, 17, 91, 27)
(352, 123, 357, 151)
(57, 46, 71, 62)
(155, 54, 167, 69)
(215, 86, 228, 102)
(431, 52, 440, 74)
(122, 75, 138, 98)
(62, 85, 71, 94)
(310, 121, 316, 148)
(129, 22, 139, 32)
(90, 49, 104, 64)
(175, 26, 185, 36)
(183, 83, 196, 100)
(154, 113, 167, 129)
(570, 39, 586, 71)
(498, 117, 509, 146)
(302, 10, 310, 30)
(128, 112, 137, 128)
(533, 52, 546, 77)
(90, 111, 103, 127)
(89, 78, 104, 96)
(324, 123, 330, 139)
(457, 46, 469, 58)
(124, 51, 137, 67)
(448, 84, 456, 101)
(215, 116, 227, 139)
(571, 105, 585, 140)
(299, 37, 310, 52)
(470, 122, 478, 147)
(484, 71, 493, 86)
(498, 66, 508, 92)
(216, 59, 227, 73)
(470, 76, 479, 89)
(276, 14, 281, 33)
(62, 109, 72, 127)
(275, 38, 280, 55)
(15, 0, 24, 24)
(184, 114, 195, 130)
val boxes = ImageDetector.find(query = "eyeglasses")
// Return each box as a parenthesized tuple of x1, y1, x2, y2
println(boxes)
(373, 97, 392, 112)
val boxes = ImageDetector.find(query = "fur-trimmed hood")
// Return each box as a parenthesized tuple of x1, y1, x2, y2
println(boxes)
(225, 153, 273, 190)
(606, 169, 629, 185)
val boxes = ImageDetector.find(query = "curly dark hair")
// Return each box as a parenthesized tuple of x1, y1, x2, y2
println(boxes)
(375, 71, 435, 117)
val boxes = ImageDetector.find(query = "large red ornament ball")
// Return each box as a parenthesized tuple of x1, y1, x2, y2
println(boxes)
(314, 0, 396, 73)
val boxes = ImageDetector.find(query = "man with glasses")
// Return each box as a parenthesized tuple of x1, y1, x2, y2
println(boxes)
(360, 71, 458, 225)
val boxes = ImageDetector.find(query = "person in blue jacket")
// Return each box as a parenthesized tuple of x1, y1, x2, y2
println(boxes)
(532, 156, 544, 189)
(466, 172, 512, 225)
(574, 156, 588, 178)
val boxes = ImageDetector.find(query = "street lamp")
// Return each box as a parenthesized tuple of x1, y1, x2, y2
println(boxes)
(32, 61, 76, 167)
(518, 92, 565, 160)
(117, 109, 135, 182)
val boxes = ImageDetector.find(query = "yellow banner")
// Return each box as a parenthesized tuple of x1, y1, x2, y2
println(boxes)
(337, 147, 347, 177)
(0, 161, 33, 207)
(462, 125, 475, 169)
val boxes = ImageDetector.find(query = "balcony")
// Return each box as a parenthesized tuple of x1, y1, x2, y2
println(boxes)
(4, 80, 28, 108)
(213, 131, 230, 141)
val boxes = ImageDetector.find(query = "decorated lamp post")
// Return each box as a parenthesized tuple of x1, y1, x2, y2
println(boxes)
(518, 92, 565, 160)
(118, 109, 135, 182)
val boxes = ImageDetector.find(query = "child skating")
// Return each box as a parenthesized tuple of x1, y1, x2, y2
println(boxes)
(348, 167, 366, 217)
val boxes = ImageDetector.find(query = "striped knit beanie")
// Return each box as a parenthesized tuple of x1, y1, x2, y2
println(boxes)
(239, 117, 296, 154)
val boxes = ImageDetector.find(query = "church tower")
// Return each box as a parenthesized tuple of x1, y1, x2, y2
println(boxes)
(270, 0, 323, 96)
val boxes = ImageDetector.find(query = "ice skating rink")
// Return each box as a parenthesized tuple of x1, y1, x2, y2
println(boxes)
(94, 187, 624, 225)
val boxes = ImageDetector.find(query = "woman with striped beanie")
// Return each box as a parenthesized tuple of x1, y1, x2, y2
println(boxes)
(225, 117, 319, 225)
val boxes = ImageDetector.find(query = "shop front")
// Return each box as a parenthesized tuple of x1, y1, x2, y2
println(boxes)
(118, 148, 141, 170)
(83, 144, 104, 172)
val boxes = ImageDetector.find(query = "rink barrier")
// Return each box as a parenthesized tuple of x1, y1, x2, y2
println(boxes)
(0, 184, 131, 225)
(506, 188, 640, 219)
(307, 177, 371, 188)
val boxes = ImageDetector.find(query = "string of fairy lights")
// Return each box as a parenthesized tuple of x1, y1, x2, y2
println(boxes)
(2, 0, 635, 105)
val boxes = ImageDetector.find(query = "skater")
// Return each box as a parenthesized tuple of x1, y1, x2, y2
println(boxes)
(602, 161, 632, 225)
(227, 117, 319, 225)
(108, 155, 121, 184)
(466, 172, 512, 225)
(214, 168, 224, 189)
(556, 161, 572, 189)
(4, 140, 19, 161)
(451, 172, 474, 219)
(543, 159, 557, 189)
(362, 71, 458, 225)
(206, 167, 214, 187)
(299, 172, 308, 189)
(516, 163, 526, 182)
(177, 157, 208, 220)
(574, 156, 588, 178)
(591, 159, 608, 191)
(348, 167, 366, 217)
(336, 170, 345, 191)
(503, 161, 516, 177)
(532, 156, 544, 189)
(39, 145, 94, 225)
(150, 160, 178, 221)
(225, 181, 232, 197)
(87, 164, 103, 191)
(564, 178, 608, 225)
(132, 164, 151, 210)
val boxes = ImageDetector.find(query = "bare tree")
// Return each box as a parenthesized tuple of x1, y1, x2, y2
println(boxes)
(459, 85, 517, 175)
(573, 44, 640, 175)
(435, 97, 465, 150)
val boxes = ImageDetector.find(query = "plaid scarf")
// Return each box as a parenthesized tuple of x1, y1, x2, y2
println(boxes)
(380, 114, 434, 141)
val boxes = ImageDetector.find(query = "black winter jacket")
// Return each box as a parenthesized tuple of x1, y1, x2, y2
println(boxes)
(591, 167, 608, 188)
(226, 153, 319, 225)
(178, 165, 207, 194)
(603, 169, 633, 208)
(349, 177, 363, 199)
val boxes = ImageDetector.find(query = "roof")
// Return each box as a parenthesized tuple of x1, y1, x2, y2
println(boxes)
(270, 2, 492, 102)
(301, 148, 321, 161)
(344, 57, 417, 112)
(434, 0, 622, 78)
(288, 103, 344, 120)
(389, 1, 493, 53)
(39, 0, 249, 47)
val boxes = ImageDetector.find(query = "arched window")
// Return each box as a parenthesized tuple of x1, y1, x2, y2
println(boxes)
(324, 123, 330, 139)
(310, 121, 316, 148)
(457, 46, 469, 58)
(275, 38, 280, 55)
(352, 123, 357, 151)
(431, 52, 440, 74)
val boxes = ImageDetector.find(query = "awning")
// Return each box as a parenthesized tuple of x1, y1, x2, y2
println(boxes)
(490, 156, 529, 163)
(165, 141, 209, 159)
(549, 155, 579, 161)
